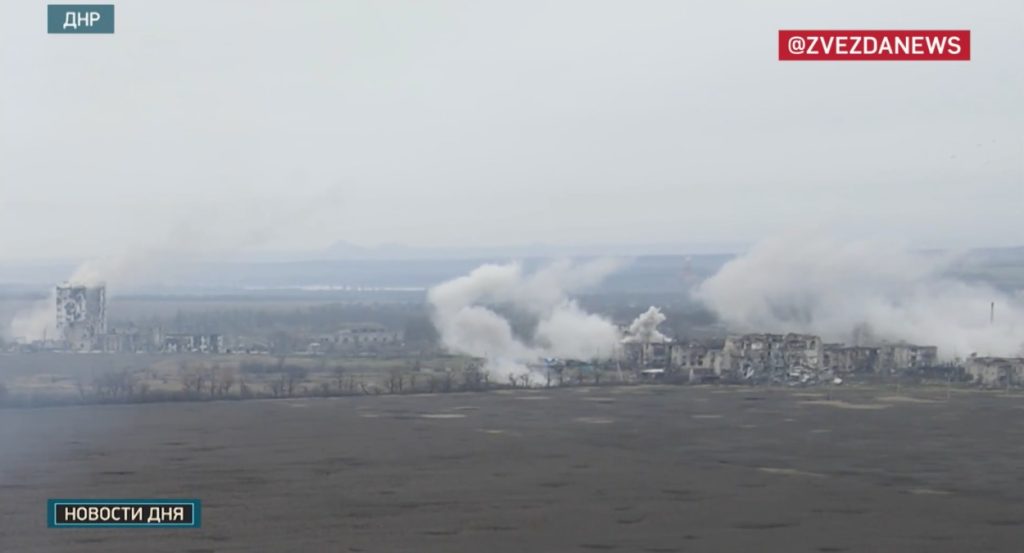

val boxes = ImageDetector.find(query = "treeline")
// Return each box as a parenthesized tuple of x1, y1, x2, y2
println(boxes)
(0, 358, 624, 409)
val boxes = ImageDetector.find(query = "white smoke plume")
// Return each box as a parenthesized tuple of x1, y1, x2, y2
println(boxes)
(695, 234, 1024, 359)
(427, 259, 624, 382)
(623, 306, 670, 343)
(6, 192, 343, 341)
(8, 291, 58, 342)
(6, 228, 245, 342)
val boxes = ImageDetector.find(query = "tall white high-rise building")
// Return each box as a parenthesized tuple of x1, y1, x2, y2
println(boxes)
(55, 283, 106, 351)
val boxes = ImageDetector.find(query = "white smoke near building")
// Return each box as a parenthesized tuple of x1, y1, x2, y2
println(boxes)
(695, 234, 1024, 359)
(427, 259, 624, 382)
(8, 291, 57, 342)
(6, 194, 341, 342)
(6, 246, 199, 342)
(622, 306, 670, 343)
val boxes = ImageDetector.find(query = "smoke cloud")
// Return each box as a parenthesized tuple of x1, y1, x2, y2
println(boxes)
(6, 192, 343, 341)
(623, 306, 670, 343)
(8, 291, 57, 341)
(695, 235, 1024, 358)
(427, 259, 624, 381)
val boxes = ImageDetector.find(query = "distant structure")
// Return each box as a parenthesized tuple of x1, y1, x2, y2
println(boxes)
(964, 355, 1024, 387)
(722, 333, 823, 378)
(823, 343, 938, 375)
(160, 333, 225, 354)
(622, 327, 938, 384)
(333, 325, 403, 348)
(55, 283, 107, 351)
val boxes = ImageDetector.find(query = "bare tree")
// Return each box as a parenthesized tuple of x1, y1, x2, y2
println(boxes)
(462, 364, 485, 391)
(93, 370, 137, 400)
(333, 365, 347, 392)
(179, 364, 204, 397)
(519, 373, 533, 388)
(384, 369, 406, 394)
(285, 366, 308, 396)
(218, 369, 236, 397)
(266, 377, 286, 398)
(206, 366, 219, 398)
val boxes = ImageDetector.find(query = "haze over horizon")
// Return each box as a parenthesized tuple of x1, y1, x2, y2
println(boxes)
(2, 0, 1021, 261)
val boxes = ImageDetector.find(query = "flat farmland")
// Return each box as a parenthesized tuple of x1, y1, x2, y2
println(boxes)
(3, 385, 1024, 552)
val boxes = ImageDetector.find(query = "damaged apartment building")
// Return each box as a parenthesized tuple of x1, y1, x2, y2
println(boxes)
(49, 282, 223, 353)
(623, 330, 938, 384)
(963, 355, 1024, 387)
(822, 343, 938, 375)
(55, 283, 107, 351)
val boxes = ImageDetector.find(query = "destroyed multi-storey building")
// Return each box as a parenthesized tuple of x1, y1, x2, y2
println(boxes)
(55, 283, 107, 351)
(624, 332, 825, 381)
(621, 306, 673, 367)
(622, 338, 672, 368)
(963, 356, 1024, 387)
(823, 343, 938, 374)
(721, 333, 823, 379)
(621, 318, 939, 384)
(669, 343, 725, 381)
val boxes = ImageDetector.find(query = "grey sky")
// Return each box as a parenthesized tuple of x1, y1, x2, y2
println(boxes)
(1, 0, 1021, 260)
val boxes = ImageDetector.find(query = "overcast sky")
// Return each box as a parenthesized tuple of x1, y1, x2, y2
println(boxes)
(1, 0, 1021, 260)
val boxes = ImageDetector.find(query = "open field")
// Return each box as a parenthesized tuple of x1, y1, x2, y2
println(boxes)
(4, 385, 1024, 551)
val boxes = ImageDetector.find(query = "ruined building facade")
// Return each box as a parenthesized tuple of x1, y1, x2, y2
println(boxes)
(963, 356, 1024, 387)
(624, 331, 938, 383)
(721, 333, 822, 378)
(823, 343, 938, 375)
(55, 283, 107, 351)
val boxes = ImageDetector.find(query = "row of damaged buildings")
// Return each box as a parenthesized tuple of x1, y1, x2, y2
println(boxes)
(624, 332, 939, 384)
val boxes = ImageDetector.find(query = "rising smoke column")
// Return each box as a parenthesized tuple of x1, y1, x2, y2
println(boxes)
(5, 193, 343, 342)
(623, 306, 670, 343)
(427, 259, 624, 381)
(694, 234, 1024, 358)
